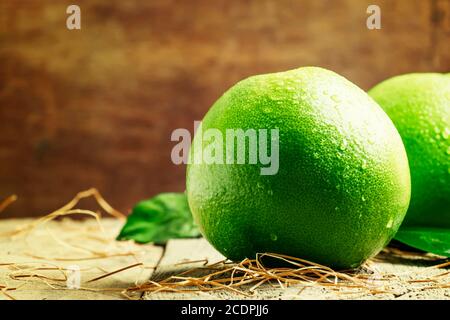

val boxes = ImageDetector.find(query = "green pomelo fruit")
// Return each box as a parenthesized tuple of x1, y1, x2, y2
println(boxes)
(187, 67, 411, 269)
(369, 73, 450, 228)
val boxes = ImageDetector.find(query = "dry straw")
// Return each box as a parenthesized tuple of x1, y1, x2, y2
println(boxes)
(0, 189, 448, 299)
(0, 194, 17, 213)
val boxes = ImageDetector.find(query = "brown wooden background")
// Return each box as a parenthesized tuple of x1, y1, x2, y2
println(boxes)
(0, 0, 449, 218)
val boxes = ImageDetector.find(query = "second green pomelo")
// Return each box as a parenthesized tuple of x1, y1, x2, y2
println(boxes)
(369, 73, 450, 228)
(187, 67, 411, 269)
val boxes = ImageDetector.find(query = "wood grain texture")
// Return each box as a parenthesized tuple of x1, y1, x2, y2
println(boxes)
(0, 218, 163, 300)
(144, 238, 450, 300)
(0, 0, 449, 217)
(0, 219, 448, 300)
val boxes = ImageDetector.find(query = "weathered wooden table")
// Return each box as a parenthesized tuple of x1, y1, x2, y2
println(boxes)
(0, 218, 448, 300)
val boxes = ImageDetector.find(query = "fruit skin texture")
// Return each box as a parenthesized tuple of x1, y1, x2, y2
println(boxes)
(187, 67, 411, 269)
(369, 74, 450, 228)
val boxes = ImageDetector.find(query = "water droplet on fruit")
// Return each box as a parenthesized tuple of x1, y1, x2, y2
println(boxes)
(331, 95, 340, 103)
(340, 139, 348, 150)
(361, 159, 368, 169)
(334, 206, 340, 211)
(361, 195, 366, 202)
(272, 95, 282, 101)
(270, 233, 278, 241)
(443, 128, 450, 140)
(386, 218, 394, 229)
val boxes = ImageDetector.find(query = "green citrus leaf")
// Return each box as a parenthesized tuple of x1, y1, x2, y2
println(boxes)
(116, 193, 201, 244)
(394, 227, 450, 257)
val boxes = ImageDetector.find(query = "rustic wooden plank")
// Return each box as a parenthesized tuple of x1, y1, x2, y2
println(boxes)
(151, 238, 226, 281)
(0, 218, 164, 300)
(144, 238, 450, 300)
(1, 219, 448, 300)
(144, 238, 233, 300)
